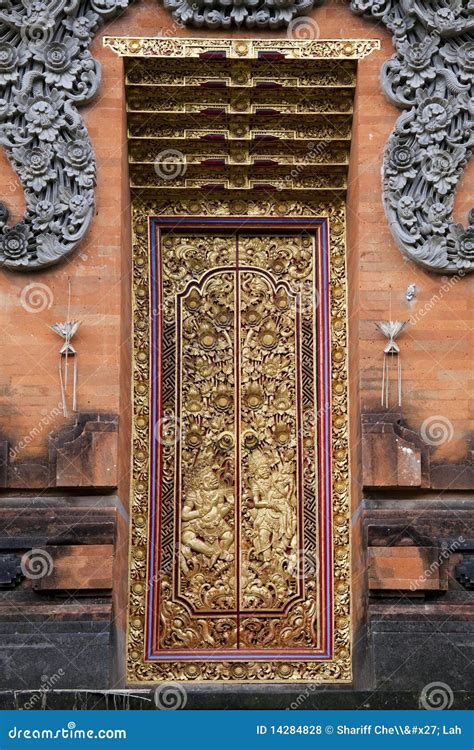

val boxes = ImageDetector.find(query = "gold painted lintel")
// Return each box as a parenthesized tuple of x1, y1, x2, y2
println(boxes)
(104, 37, 380, 60)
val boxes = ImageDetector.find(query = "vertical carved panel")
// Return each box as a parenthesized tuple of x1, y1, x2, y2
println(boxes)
(178, 272, 237, 614)
(240, 271, 300, 614)
(159, 235, 238, 650)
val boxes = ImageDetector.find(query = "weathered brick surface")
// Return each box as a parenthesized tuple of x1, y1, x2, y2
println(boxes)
(0, 0, 472, 472)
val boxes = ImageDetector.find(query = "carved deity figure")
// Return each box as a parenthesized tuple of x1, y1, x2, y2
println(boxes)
(248, 451, 297, 563)
(181, 464, 234, 574)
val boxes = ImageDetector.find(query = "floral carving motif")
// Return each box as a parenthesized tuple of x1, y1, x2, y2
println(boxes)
(163, 0, 323, 29)
(0, 0, 127, 269)
(352, 0, 473, 272)
(0, 2, 472, 272)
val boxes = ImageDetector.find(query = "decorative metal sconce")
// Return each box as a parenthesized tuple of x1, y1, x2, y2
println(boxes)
(375, 321, 407, 408)
(50, 320, 81, 418)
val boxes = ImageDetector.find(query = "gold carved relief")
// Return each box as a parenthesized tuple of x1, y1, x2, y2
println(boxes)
(117, 36, 356, 684)
(128, 196, 351, 683)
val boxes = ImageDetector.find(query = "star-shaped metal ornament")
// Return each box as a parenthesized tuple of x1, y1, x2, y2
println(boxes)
(375, 319, 408, 408)
(49, 320, 81, 355)
(375, 320, 407, 354)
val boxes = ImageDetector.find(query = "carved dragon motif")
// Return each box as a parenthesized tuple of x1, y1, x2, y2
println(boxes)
(0, 0, 472, 272)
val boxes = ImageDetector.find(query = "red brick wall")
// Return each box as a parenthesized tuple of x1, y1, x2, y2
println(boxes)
(0, 0, 472, 468)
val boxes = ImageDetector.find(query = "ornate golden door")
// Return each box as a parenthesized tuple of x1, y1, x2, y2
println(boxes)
(126, 213, 350, 684)
(161, 229, 317, 651)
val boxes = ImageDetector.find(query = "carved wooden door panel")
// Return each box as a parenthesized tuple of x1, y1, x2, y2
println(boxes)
(149, 226, 327, 659)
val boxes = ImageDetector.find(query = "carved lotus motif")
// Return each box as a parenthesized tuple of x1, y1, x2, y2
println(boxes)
(163, 0, 317, 28)
(22, 0, 57, 29)
(244, 383, 264, 410)
(273, 388, 292, 413)
(426, 198, 454, 234)
(12, 144, 55, 192)
(33, 39, 80, 89)
(450, 224, 474, 269)
(0, 0, 470, 274)
(393, 195, 420, 229)
(395, 36, 438, 88)
(21, 90, 66, 142)
(413, 94, 461, 145)
(214, 385, 232, 412)
(431, 6, 466, 34)
(455, 40, 474, 74)
(28, 198, 56, 232)
(185, 386, 202, 414)
(59, 191, 93, 227)
(441, 40, 474, 81)
(0, 224, 29, 265)
(63, 12, 100, 41)
(383, 12, 415, 37)
(242, 305, 262, 327)
(386, 140, 421, 190)
(0, 42, 28, 84)
(421, 147, 464, 196)
(56, 139, 94, 186)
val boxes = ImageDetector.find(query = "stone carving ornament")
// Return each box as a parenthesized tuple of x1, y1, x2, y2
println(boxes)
(0, 0, 472, 272)
(352, 0, 474, 271)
